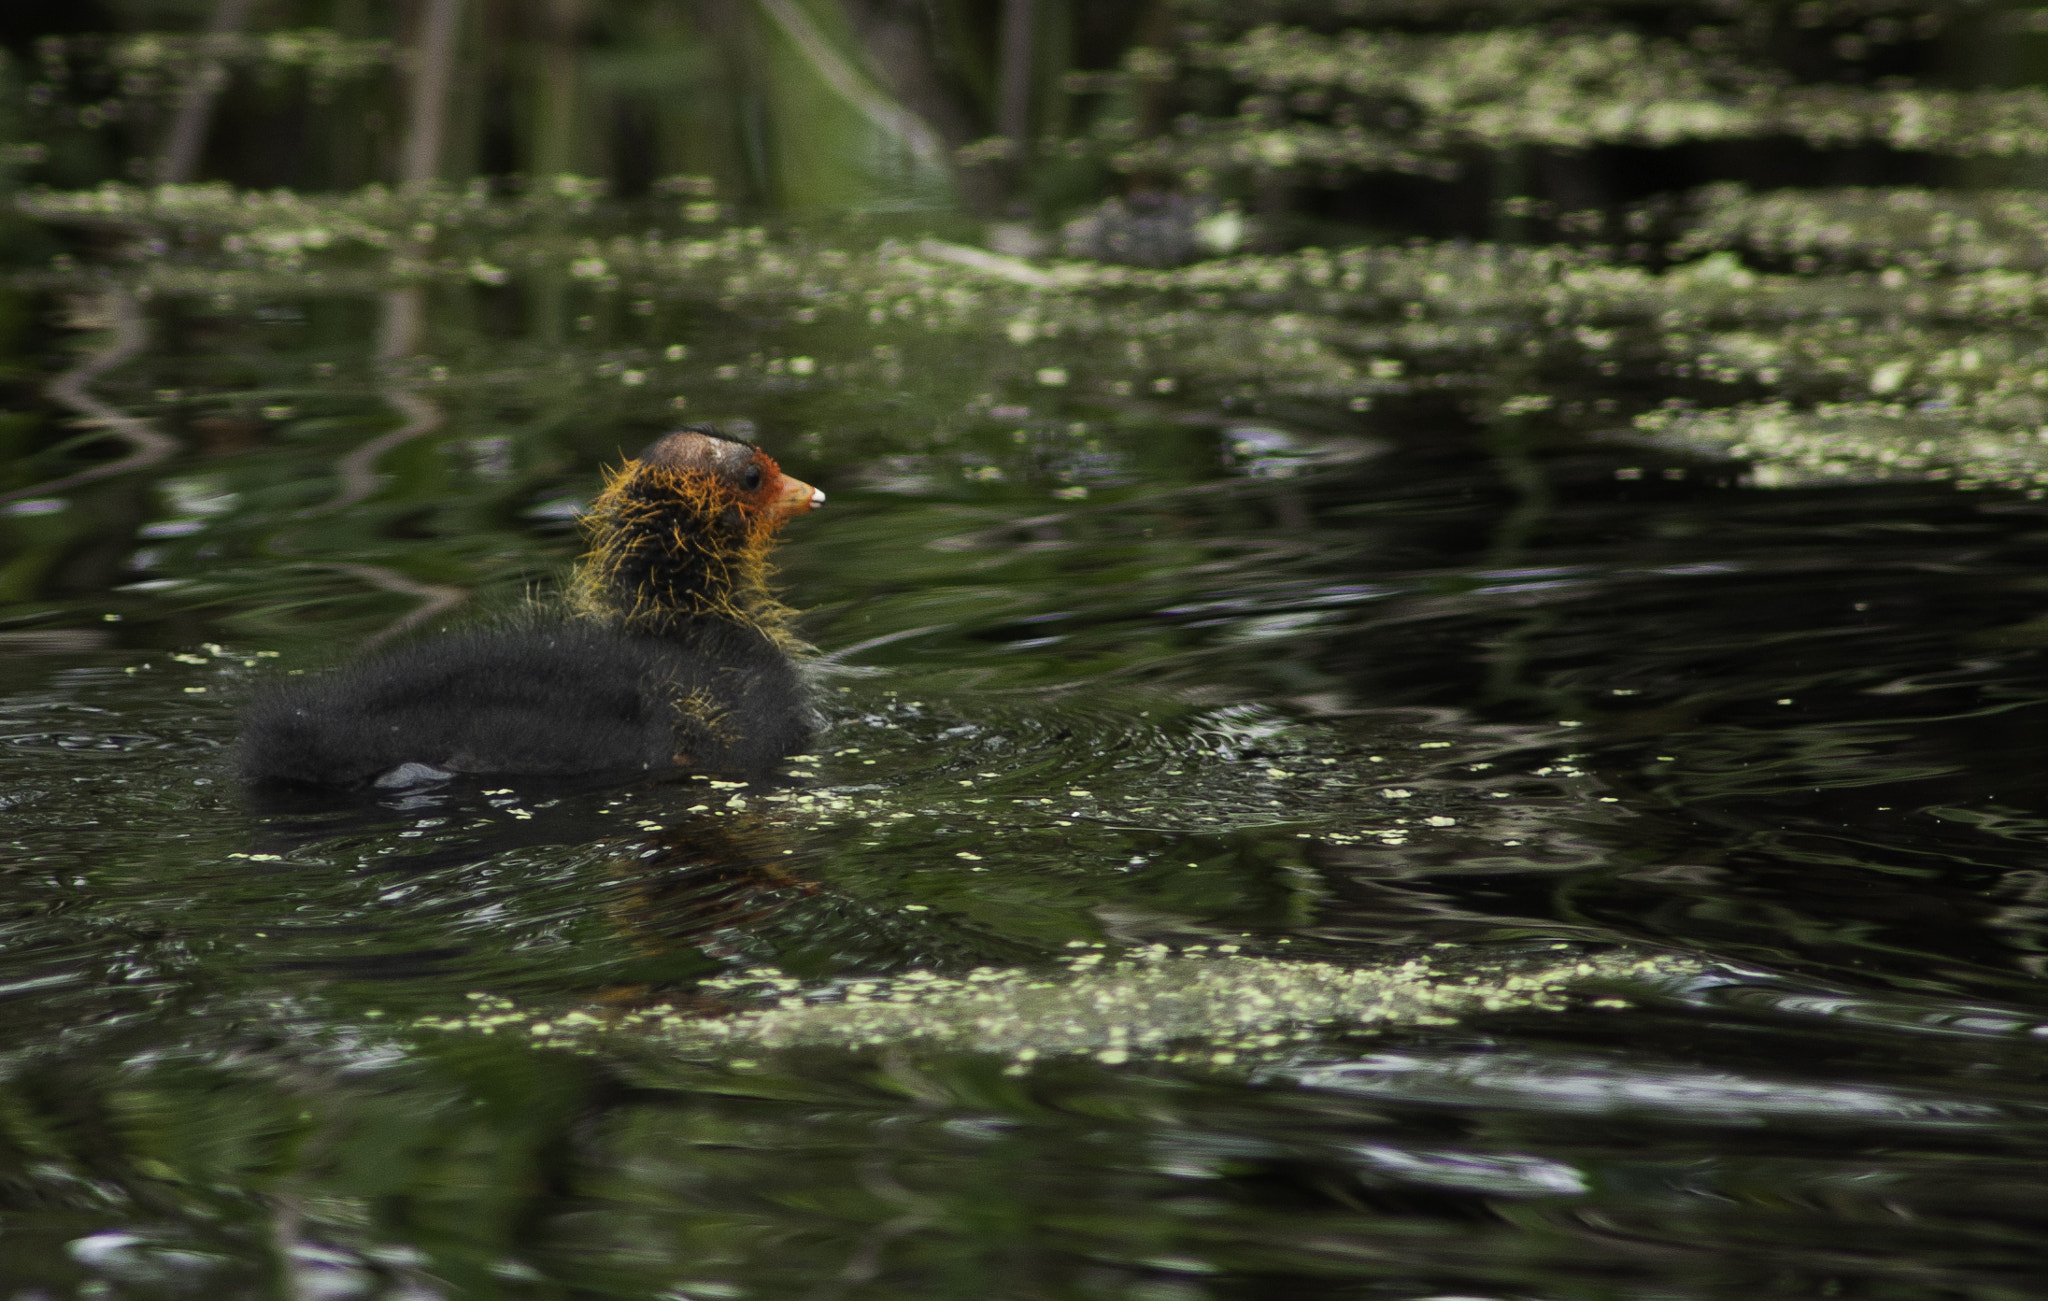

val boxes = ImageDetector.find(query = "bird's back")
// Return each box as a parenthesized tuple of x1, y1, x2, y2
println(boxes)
(237, 620, 811, 789)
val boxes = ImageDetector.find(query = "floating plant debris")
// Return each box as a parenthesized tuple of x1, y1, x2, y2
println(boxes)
(1634, 401, 2048, 493)
(415, 947, 1706, 1066)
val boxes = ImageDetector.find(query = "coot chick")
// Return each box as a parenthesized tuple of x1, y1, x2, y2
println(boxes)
(239, 427, 825, 789)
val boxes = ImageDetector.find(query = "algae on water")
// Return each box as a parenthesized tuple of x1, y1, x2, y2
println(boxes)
(415, 946, 1705, 1068)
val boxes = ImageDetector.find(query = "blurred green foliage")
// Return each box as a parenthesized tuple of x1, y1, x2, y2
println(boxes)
(8, 0, 2046, 228)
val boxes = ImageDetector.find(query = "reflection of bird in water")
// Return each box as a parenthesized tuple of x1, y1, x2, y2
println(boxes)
(239, 427, 825, 789)
(596, 810, 819, 999)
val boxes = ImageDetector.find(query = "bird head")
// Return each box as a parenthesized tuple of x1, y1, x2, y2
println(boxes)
(571, 427, 824, 644)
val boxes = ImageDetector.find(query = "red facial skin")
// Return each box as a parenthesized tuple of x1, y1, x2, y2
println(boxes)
(636, 431, 824, 524)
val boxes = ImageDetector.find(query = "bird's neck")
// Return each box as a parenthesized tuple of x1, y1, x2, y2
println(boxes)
(570, 465, 797, 651)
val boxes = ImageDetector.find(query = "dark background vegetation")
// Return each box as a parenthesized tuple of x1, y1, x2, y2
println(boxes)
(4, 0, 2038, 248)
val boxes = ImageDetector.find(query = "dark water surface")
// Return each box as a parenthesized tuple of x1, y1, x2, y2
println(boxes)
(6, 279, 2048, 1299)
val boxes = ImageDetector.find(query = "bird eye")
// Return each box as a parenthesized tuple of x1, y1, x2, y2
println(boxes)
(742, 464, 764, 491)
